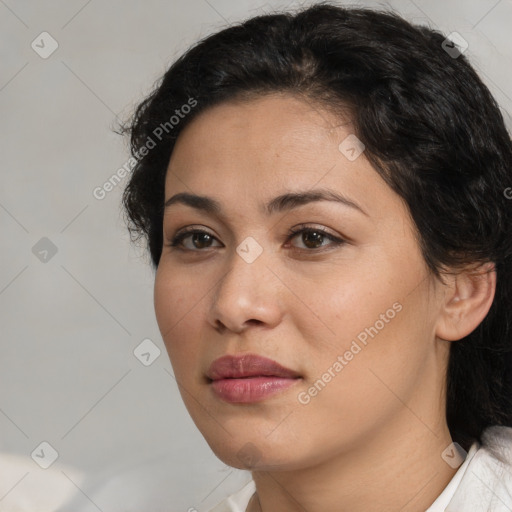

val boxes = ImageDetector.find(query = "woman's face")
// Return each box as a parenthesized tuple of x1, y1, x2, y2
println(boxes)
(154, 93, 448, 470)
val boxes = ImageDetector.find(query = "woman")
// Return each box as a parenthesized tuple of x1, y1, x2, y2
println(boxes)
(120, 3, 512, 510)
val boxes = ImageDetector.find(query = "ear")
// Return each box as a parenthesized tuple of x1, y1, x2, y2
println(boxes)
(435, 262, 496, 342)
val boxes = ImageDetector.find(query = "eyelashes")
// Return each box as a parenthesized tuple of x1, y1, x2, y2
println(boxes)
(167, 224, 346, 253)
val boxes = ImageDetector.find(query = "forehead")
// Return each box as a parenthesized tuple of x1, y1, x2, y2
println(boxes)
(167, 94, 349, 179)
(173, 94, 348, 161)
(163, 93, 404, 222)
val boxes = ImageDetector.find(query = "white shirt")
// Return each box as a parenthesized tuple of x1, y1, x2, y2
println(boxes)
(208, 426, 512, 512)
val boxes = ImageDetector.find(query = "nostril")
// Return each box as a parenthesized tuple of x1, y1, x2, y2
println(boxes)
(246, 319, 263, 326)
(215, 320, 227, 333)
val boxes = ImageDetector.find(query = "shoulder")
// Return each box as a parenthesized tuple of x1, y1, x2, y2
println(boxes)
(208, 479, 256, 512)
(447, 426, 512, 512)
(482, 425, 512, 462)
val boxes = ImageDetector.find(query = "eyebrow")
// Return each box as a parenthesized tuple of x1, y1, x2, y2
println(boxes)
(163, 188, 369, 217)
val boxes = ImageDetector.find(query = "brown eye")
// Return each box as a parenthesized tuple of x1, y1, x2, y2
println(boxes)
(169, 229, 222, 250)
(298, 230, 327, 249)
(286, 226, 345, 251)
(167, 225, 345, 253)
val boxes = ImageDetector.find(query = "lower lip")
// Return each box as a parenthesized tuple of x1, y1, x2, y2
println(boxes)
(210, 376, 300, 403)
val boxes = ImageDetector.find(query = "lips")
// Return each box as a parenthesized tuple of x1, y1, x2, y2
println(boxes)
(207, 354, 302, 403)
(207, 354, 301, 380)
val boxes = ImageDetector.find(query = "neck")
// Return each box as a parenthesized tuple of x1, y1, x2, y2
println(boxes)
(248, 411, 458, 512)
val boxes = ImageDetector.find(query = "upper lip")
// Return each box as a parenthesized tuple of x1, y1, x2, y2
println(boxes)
(207, 354, 301, 381)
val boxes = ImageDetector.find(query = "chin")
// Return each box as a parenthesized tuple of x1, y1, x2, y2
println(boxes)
(200, 429, 308, 471)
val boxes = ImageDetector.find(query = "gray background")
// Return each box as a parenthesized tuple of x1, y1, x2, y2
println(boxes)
(1, 0, 511, 511)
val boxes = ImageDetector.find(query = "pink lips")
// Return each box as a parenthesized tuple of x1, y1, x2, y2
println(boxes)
(207, 354, 302, 403)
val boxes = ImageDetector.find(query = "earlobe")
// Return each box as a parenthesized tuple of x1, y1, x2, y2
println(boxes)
(435, 262, 496, 342)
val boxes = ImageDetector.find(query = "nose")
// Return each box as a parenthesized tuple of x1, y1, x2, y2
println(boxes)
(207, 247, 283, 334)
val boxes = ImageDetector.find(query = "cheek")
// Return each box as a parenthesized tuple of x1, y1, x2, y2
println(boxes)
(298, 271, 433, 423)
(289, 257, 390, 357)
(153, 265, 206, 370)
(293, 249, 429, 394)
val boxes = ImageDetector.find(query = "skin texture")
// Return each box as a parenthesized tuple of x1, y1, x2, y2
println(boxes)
(153, 93, 496, 512)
